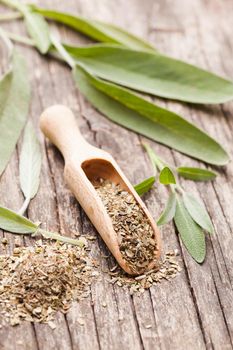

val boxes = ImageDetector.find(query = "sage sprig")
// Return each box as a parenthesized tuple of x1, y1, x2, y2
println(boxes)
(73, 65, 228, 165)
(7, 3, 233, 104)
(144, 144, 214, 262)
(32, 7, 233, 104)
(50, 37, 229, 166)
(0, 6, 231, 166)
(19, 121, 42, 215)
(0, 206, 85, 247)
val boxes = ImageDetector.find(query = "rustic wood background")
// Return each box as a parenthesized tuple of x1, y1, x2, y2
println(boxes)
(0, 0, 233, 349)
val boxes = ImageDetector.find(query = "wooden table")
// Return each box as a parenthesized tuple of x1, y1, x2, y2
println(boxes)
(0, 0, 233, 349)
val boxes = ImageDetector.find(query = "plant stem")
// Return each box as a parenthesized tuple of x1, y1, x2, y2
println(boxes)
(170, 184, 176, 193)
(50, 33, 75, 69)
(3, 30, 35, 46)
(38, 229, 86, 247)
(175, 184, 185, 194)
(18, 197, 30, 216)
(143, 142, 185, 195)
(0, 0, 23, 12)
(0, 27, 13, 56)
(153, 155, 164, 171)
(0, 11, 22, 21)
(143, 143, 165, 172)
(0, 29, 75, 68)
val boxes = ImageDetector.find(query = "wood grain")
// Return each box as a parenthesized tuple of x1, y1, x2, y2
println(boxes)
(0, 0, 233, 349)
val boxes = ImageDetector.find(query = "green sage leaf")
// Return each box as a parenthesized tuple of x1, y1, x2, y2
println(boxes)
(32, 7, 154, 51)
(0, 206, 38, 233)
(143, 144, 159, 175)
(157, 192, 177, 226)
(65, 44, 233, 104)
(177, 167, 217, 181)
(19, 121, 42, 200)
(23, 8, 51, 54)
(0, 50, 30, 176)
(183, 192, 214, 234)
(73, 65, 228, 165)
(134, 176, 155, 196)
(0, 0, 51, 53)
(0, 69, 11, 108)
(38, 229, 86, 247)
(174, 197, 206, 263)
(159, 167, 176, 185)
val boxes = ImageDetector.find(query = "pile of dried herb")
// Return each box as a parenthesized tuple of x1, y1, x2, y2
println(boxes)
(95, 179, 158, 274)
(0, 241, 95, 327)
(107, 251, 181, 294)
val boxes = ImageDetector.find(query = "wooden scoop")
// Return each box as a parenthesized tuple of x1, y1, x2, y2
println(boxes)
(40, 105, 161, 275)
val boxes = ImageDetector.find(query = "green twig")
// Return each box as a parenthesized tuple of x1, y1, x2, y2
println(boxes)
(2, 30, 35, 46)
(170, 184, 176, 193)
(50, 33, 75, 69)
(0, 0, 23, 12)
(143, 143, 165, 172)
(143, 143, 184, 194)
(0, 27, 13, 56)
(0, 11, 22, 21)
(18, 197, 30, 216)
(175, 183, 185, 194)
(37, 229, 86, 247)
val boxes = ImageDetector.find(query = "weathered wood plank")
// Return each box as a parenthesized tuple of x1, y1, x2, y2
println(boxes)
(1, 0, 233, 349)
(0, 157, 38, 350)
(149, 0, 233, 348)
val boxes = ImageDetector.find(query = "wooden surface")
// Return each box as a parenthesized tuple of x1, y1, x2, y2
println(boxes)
(0, 0, 233, 349)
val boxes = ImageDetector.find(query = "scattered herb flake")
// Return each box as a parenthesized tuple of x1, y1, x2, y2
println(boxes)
(0, 242, 95, 326)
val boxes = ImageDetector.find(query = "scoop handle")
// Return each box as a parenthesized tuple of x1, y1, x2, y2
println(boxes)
(40, 105, 134, 273)
(40, 105, 93, 162)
